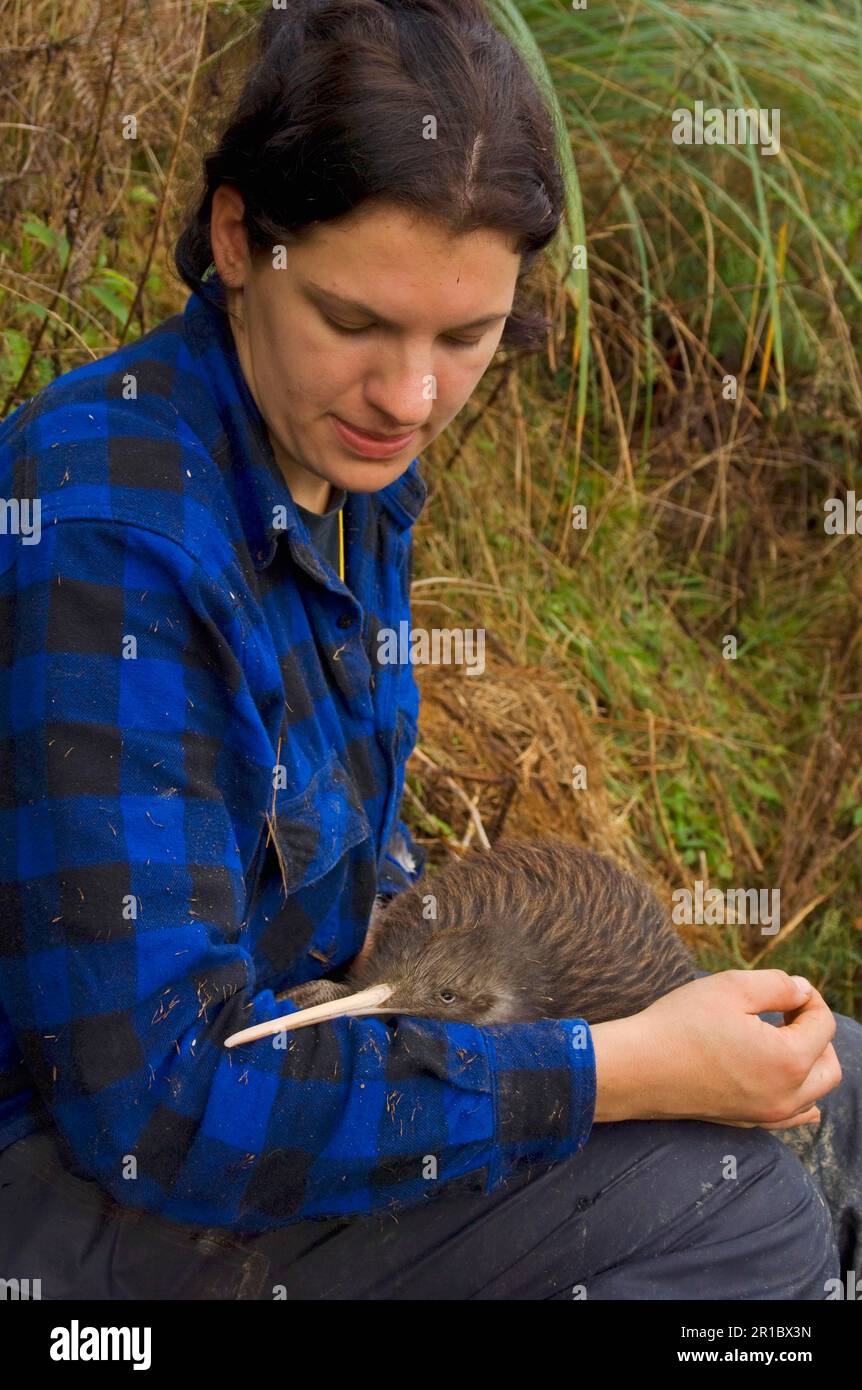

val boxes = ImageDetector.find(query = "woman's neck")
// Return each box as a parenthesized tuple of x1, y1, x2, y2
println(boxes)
(289, 473, 332, 515)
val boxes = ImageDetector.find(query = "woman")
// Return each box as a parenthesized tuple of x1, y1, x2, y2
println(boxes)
(0, 0, 858, 1300)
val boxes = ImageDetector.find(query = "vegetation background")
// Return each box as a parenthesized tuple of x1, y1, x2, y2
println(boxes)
(1, 0, 860, 1017)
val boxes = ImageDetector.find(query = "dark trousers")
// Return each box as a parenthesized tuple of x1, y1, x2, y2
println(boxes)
(1, 1006, 859, 1301)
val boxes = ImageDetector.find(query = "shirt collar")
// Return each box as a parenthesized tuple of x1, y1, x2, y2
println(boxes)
(297, 487, 346, 519)
(181, 271, 427, 571)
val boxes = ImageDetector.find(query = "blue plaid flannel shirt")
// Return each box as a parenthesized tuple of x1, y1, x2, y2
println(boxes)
(0, 273, 596, 1232)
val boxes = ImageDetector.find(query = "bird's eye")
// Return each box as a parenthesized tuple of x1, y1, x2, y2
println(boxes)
(439, 990, 457, 1004)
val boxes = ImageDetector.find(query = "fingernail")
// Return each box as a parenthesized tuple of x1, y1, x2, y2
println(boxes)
(791, 975, 813, 995)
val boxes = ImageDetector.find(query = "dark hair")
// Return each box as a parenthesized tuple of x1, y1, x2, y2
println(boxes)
(174, 0, 565, 352)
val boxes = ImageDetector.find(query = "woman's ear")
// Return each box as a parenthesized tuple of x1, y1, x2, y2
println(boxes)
(210, 183, 250, 289)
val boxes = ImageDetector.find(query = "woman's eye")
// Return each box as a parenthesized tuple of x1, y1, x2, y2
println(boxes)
(325, 315, 481, 350)
(439, 989, 457, 1004)
(325, 317, 371, 336)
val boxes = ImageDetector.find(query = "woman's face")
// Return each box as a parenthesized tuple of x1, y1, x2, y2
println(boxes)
(210, 187, 522, 509)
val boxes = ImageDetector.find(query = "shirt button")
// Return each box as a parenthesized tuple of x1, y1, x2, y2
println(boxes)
(336, 614, 354, 630)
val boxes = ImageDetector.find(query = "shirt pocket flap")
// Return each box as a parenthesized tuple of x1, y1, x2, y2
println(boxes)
(269, 750, 373, 894)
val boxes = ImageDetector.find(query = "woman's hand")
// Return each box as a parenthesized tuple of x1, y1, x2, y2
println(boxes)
(591, 969, 841, 1131)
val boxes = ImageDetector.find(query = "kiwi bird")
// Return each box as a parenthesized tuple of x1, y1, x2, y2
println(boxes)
(223, 837, 698, 1047)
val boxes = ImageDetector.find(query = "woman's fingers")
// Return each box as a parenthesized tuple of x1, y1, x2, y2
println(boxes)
(694, 1105, 822, 1131)
(758, 1105, 821, 1130)
(693, 1030, 839, 1130)
(778, 987, 837, 1067)
(784, 1042, 842, 1112)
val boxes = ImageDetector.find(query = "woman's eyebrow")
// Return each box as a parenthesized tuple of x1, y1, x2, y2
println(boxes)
(303, 281, 512, 332)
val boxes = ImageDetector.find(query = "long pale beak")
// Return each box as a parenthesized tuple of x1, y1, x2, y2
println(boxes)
(224, 983, 395, 1048)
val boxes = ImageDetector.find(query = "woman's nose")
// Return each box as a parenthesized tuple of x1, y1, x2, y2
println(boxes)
(363, 347, 437, 426)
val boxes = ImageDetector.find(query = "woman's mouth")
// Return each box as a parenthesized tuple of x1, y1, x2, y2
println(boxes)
(331, 415, 416, 459)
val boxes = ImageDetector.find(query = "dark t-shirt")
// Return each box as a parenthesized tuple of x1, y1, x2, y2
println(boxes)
(295, 486, 347, 576)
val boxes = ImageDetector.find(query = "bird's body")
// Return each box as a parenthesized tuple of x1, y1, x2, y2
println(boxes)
(224, 837, 698, 1047)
